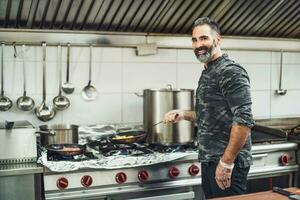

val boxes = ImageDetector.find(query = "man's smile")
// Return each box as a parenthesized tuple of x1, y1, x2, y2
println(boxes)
(197, 49, 207, 55)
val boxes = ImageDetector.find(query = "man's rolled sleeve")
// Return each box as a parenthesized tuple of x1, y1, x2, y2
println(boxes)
(219, 65, 255, 128)
(231, 106, 255, 128)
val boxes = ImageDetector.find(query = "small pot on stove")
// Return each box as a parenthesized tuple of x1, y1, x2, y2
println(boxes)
(37, 124, 79, 146)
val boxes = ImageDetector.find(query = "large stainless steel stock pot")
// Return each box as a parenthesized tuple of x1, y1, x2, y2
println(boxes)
(143, 86, 194, 145)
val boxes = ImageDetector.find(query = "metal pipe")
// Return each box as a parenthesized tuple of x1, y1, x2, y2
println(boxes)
(0, 39, 297, 52)
(0, 43, 298, 53)
(0, 29, 299, 52)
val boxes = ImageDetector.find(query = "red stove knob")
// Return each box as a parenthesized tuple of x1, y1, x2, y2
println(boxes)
(138, 170, 149, 182)
(56, 177, 68, 190)
(168, 167, 180, 179)
(81, 175, 93, 188)
(280, 153, 289, 166)
(115, 172, 127, 184)
(188, 164, 200, 176)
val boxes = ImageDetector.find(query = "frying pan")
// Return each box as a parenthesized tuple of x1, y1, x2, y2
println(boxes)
(46, 143, 86, 156)
(110, 130, 147, 144)
(290, 123, 300, 134)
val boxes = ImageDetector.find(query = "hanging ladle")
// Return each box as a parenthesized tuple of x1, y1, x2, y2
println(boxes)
(0, 43, 13, 111)
(81, 45, 98, 101)
(35, 42, 56, 121)
(53, 44, 70, 111)
(275, 49, 287, 95)
(16, 44, 35, 111)
(61, 43, 75, 94)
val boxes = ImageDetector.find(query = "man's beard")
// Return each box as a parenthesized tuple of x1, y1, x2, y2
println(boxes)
(194, 41, 216, 63)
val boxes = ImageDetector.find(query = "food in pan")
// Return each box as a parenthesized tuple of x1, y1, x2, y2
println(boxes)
(47, 144, 81, 152)
(62, 146, 81, 152)
(111, 135, 135, 140)
(111, 134, 138, 143)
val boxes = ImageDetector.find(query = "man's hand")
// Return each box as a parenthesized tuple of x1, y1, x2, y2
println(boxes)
(164, 109, 184, 123)
(215, 159, 234, 190)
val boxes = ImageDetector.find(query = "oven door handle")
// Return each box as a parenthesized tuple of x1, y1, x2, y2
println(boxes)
(127, 191, 195, 200)
(252, 153, 268, 159)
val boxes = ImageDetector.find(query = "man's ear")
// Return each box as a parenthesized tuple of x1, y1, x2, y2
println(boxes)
(216, 33, 221, 46)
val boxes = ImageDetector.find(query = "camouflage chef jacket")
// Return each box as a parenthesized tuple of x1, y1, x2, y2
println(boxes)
(196, 53, 255, 168)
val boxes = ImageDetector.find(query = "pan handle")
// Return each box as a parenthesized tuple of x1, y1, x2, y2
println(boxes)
(134, 92, 143, 97)
(291, 123, 300, 133)
(36, 130, 56, 135)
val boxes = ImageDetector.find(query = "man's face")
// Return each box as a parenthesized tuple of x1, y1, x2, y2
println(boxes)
(192, 25, 218, 63)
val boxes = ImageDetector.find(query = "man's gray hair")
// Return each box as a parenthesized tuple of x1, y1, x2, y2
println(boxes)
(192, 17, 221, 35)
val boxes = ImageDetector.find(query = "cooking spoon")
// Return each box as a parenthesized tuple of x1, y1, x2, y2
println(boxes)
(53, 44, 70, 111)
(35, 42, 56, 121)
(61, 43, 75, 94)
(81, 45, 98, 101)
(0, 43, 13, 111)
(275, 49, 287, 95)
(16, 44, 35, 111)
(152, 114, 179, 126)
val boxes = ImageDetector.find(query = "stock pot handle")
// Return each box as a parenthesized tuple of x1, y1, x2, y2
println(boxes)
(166, 84, 172, 90)
(36, 130, 56, 135)
(134, 92, 143, 97)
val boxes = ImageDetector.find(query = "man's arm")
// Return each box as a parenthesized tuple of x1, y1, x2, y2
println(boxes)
(164, 110, 196, 123)
(215, 64, 254, 190)
(215, 124, 250, 190)
(183, 110, 196, 122)
(222, 124, 250, 164)
(219, 64, 254, 163)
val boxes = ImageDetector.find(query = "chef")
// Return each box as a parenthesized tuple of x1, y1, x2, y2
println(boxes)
(164, 17, 255, 198)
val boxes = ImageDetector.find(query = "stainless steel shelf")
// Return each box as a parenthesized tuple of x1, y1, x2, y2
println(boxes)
(0, 163, 44, 177)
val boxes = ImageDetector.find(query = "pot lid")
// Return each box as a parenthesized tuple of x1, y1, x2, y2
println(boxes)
(144, 88, 194, 92)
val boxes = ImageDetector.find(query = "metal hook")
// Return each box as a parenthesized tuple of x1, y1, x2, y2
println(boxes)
(13, 42, 17, 58)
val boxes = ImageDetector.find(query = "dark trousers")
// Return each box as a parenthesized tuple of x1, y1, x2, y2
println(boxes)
(201, 162, 250, 199)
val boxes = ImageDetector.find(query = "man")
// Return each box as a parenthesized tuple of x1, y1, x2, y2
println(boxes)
(164, 17, 255, 198)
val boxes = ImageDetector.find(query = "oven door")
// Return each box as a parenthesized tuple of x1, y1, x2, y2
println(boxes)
(45, 178, 204, 200)
(107, 186, 200, 200)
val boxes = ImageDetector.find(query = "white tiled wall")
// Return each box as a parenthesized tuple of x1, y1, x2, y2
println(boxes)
(1, 43, 300, 126)
(228, 50, 300, 119)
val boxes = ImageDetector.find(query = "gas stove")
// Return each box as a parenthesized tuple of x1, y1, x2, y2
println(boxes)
(43, 152, 202, 200)
(247, 124, 299, 193)
(41, 123, 300, 200)
(41, 137, 203, 200)
(250, 142, 298, 179)
(249, 125, 299, 179)
(43, 141, 299, 200)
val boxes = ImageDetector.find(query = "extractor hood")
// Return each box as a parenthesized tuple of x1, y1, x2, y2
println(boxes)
(0, 0, 299, 39)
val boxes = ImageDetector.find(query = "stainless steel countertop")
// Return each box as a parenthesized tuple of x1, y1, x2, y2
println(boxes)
(0, 163, 44, 177)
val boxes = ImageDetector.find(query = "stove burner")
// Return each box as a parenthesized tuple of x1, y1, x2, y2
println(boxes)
(88, 138, 154, 156)
(47, 151, 97, 161)
(46, 136, 197, 161)
(149, 143, 197, 153)
(87, 138, 196, 157)
(251, 125, 287, 143)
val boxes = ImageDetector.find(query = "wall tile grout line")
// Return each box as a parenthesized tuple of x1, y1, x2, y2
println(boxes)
(121, 48, 124, 123)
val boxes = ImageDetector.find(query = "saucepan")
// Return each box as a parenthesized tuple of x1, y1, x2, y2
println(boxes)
(109, 130, 147, 144)
(37, 124, 79, 146)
